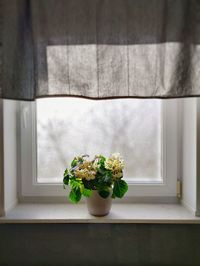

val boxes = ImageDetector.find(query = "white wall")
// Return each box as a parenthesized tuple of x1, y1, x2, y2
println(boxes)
(181, 98, 197, 213)
(3, 99, 19, 213)
(0, 100, 4, 216)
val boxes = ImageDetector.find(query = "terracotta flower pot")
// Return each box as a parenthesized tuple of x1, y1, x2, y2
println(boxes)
(86, 190, 112, 216)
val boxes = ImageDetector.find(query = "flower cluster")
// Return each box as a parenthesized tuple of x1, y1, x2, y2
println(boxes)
(104, 153, 124, 179)
(75, 161, 96, 181)
(63, 153, 128, 203)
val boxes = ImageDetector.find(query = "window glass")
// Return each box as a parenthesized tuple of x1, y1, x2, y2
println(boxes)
(36, 98, 162, 183)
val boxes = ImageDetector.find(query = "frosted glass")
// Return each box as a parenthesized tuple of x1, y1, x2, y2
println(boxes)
(36, 98, 162, 183)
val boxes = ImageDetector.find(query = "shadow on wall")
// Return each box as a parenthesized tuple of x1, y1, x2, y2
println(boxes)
(0, 223, 200, 265)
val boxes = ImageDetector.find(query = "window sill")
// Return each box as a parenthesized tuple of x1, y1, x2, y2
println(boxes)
(0, 203, 200, 224)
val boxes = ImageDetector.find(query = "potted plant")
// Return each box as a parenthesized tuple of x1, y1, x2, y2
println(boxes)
(63, 153, 128, 216)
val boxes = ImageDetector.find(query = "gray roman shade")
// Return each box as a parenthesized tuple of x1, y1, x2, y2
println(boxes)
(1, 0, 200, 100)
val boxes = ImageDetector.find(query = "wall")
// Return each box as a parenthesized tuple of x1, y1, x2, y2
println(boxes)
(182, 98, 197, 213)
(0, 224, 200, 266)
(0, 99, 199, 266)
(0, 100, 4, 216)
(3, 100, 19, 213)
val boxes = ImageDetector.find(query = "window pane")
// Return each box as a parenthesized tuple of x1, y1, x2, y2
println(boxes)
(36, 98, 162, 183)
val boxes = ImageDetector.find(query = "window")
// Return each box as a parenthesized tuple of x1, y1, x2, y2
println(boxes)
(37, 98, 162, 183)
(19, 98, 178, 199)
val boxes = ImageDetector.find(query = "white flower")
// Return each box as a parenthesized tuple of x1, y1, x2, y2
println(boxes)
(104, 153, 124, 179)
(111, 153, 121, 160)
(75, 161, 96, 181)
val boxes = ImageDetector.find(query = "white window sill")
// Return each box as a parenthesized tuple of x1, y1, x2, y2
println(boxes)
(0, 203, 200, 224)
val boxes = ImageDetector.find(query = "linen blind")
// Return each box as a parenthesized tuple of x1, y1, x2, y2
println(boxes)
(1, 0, 200, 100)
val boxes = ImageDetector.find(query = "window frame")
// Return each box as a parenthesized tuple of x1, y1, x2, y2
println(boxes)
(18, 99, 179, 201)
(0, 99, 4, 215)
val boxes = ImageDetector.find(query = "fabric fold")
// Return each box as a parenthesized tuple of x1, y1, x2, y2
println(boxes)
(1, 0, 200, 100)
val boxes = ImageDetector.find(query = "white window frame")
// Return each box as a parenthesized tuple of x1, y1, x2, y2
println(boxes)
(0, 99, 4, 215)
(19, 99, 179, 201)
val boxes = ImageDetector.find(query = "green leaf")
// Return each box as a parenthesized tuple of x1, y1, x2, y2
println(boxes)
(103, 173, 112, 183)
(111, 193, 116, 199)
(82, 188, 92, 198)
(70, 179, 82, 189)
(98, 189, 110, 199)
(63, 168, 70, 185)
(113, 180, 128, 198)
(63, 175, 69, 185)
(99, 156, 106, 167)
(97, 168, 105, 175)
(63, 168, 68, 177)
(71, 159, 78, 167)
(69, 188, 82, 203)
